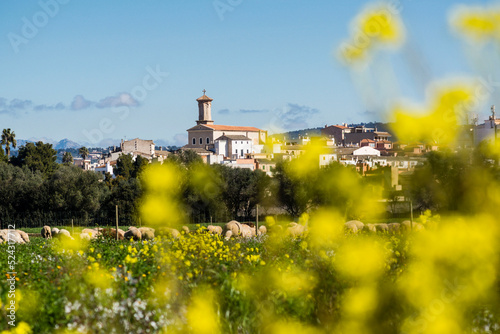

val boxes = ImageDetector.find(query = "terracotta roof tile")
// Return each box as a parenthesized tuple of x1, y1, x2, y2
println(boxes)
(196, 94, 213, 101)
(205, 124, 263, 132)
(215, 135, 251, 141)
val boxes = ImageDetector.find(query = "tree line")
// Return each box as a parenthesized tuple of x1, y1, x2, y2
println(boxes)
(4, 127, 496, 227)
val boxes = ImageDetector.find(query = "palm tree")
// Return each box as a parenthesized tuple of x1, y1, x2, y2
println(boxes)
(1, 128, 17, 158)
(79, 146, 89, 160)
(62, 151, 74, 165)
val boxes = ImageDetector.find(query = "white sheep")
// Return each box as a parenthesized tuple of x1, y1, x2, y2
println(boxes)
(257, 225, 267, 235)
(138, 227, 155, 240)
(347, 220, 364, 231)
(363, 224, 377, 233)
(344, 222, 358, 234)
(375, 224, 388, 233)
(124, 227, 142, 240)
(0, 230, 25, 244)
(388, 223, 401, 234)
(51, 228, 60, 237)
(41, 226, 52, 239)
(400, 220, 425, 232)
(207, 225, 223, 236)
(287, 222, 307, 237)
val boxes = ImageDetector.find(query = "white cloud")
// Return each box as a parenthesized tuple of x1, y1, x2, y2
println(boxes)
(71, 95, 92, 110)
(96, 93, 139, 108)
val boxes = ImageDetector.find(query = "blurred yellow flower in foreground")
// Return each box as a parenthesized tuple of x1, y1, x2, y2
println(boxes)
(336, 239, 386, 280)
(186, 288, 219, 334)
(450, 5, 500, 41)
(391, 82, 477, 146)
(0, 322, 32, 334)
(339, 2, 405, 66)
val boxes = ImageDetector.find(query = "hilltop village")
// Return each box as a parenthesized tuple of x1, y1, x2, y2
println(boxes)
(71, 92, 496, 185)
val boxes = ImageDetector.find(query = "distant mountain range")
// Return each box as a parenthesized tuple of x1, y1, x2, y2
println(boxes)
(14, 138, 82, 150)
(12, 137, 180, 151)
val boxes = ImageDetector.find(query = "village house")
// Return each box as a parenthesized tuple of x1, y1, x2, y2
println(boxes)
(474, 107, 500, 145)
(215, 135, 253, 159)
(322, 123, 392, 147)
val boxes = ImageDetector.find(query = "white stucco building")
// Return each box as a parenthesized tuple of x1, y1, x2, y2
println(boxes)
(215, 135, 253, 159)
(474, 116, 500, 146)
(353, 146, 381, 156)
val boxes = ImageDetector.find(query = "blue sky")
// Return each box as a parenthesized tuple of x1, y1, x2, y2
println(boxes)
(0, 0, 496, 147)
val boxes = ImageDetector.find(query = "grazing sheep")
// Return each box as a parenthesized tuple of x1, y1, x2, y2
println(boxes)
(363, 224, 377, 233)
(165, 227, 180, 238)
(81, 228, 101, 239)
(240, 224, 256, 238)
(207, 225, 222, 236)
(257, 225, 267, 235)
(41, 226, 52, 239)
(0, 230, 7, 242)
(400, 221, 424, 232)
(101, 228, 125, 240)
(223, 221, 242, 238)
(287, 223, 307, 237)
(344, 222, 358, 234)
(347, 220, 364, 231)
(17, 230, 30, 243)
(79, 233, 91, 240)
(0, 230, 25, 244)
(56, 229, 74, 240)
(51, 228, 60, 237)
(375, 224, 389, 233)
(182, 226, 190, 234)
(139, 227, 155, 240)
(124, 227, 142, 240)
(388, 223, 401, 234)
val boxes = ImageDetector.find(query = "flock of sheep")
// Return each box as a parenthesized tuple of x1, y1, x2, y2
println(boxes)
(344, 220, 425, 234)
(40, 226, 157, 241)
(1, 219, 424, 244)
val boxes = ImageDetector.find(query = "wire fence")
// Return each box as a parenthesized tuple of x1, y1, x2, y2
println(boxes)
(0, 202, 414, 230)
(0, 211, 136, 229)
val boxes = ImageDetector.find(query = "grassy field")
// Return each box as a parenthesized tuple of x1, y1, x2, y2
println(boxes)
(1, 218, 498, 333)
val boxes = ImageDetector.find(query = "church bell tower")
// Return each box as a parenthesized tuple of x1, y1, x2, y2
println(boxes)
(196, 89, 214, 125)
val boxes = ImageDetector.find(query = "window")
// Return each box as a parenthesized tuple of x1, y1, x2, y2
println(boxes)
(199, 138, 203, 145)
(192, 138, 196, 145)
(240, 149, 243, 156)
(247, 149, 249, 153)
(206, 137, 210, 144)
(262, 166, 266, 170)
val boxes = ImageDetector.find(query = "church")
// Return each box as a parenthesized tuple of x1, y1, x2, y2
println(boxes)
(183, 91, 267, 159)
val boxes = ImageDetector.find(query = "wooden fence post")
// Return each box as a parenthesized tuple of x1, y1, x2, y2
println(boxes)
(255, 204, 259, 236)
(115, 205, 119, 240)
